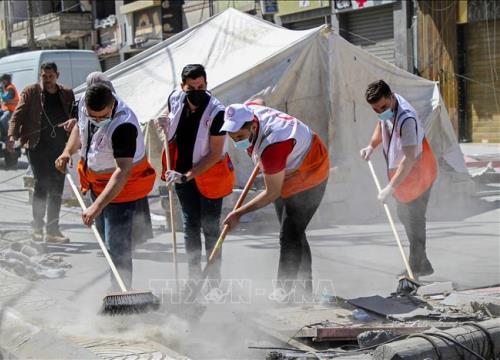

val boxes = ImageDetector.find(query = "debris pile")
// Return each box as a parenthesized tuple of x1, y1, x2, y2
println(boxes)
(0, 238, 71, 280)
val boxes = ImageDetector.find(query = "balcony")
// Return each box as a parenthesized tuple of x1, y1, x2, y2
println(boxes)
(11, 12, 92, 47)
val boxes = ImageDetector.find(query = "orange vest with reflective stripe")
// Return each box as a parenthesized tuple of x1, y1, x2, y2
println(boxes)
(2, 84, 19, 112)
(381, 94, 437, 203)
(281, 134, 329, 198)
(388, 137, 437, 203)
(78, 157, 156, 203)
(161, 90, 235, 199)
(77, 96, 156, 203)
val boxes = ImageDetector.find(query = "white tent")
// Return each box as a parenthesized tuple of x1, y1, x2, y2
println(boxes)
(81, 8, 473, 222)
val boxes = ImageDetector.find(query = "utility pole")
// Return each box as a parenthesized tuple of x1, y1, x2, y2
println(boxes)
(208, 0, 214, 17)
(26, 0, 36, 49)
(4, 0, 10, 52)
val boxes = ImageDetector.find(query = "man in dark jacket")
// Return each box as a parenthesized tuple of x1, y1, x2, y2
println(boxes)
(7, 62, 75, 243)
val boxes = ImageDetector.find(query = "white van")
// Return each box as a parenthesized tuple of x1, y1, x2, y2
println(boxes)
(0, 50, 101, 92)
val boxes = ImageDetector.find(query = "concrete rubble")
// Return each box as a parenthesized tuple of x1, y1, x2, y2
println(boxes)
(0, 234, 71, 280)
(240, 284, 500, 359)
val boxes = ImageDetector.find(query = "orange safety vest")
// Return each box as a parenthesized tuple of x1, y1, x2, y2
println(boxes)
(2, 84, 19, 112)
(77, 157, 156, 203)
(161, 141, 235, 200)
(388, 137, 437, 203)
(281, 134, 330, 198)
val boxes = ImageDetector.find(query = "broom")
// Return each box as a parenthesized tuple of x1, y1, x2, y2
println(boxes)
(367, 160, 420, 294)
(66, 172, 160, 314)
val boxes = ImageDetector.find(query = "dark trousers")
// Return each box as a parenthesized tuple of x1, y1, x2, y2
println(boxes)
(396, 187, 433, 273)
(273, 180, 327, 295)
(175, 180, 223, 280)
(27, 144, 65, 233)
(94, 194, 138, 290)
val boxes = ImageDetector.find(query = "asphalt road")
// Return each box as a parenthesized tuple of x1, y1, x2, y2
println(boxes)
(0, 154, 498, 359)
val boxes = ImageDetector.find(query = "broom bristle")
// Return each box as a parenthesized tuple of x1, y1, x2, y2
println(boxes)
(101, 290, 160, 315)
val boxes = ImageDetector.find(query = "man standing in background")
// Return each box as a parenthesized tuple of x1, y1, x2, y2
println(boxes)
(8, 62, 76, 243)
(0, 74, 19, 140)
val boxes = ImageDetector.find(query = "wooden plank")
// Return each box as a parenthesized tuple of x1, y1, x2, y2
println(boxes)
(313, 326, 440, 342)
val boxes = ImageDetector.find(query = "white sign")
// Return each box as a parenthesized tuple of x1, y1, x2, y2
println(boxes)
(333, 0, 396, 13)
(299, 1, 311, 8)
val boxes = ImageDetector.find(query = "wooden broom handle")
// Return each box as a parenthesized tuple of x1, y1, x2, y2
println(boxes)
(207, 164, 260, 264)
(163, 129, 179, 290)
(66, 173, 128, 292)
(367, 160, 415, 280)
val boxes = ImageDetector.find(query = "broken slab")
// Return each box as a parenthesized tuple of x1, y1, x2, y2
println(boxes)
(442, 286, 500, 315)
(347, 295, 418, 317)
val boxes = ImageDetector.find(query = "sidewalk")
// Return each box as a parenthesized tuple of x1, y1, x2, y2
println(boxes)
(461, 142, 500, 171)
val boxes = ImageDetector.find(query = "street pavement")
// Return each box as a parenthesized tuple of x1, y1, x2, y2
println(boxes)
(0, 151, 498, 359)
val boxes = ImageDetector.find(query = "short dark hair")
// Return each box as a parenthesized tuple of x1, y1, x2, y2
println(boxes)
(0, 73, 12, 83)
(181, 64, 206, 83)
(365, 80, 392, 103)
(40, 62, 58, 73)
(85, 83, 114, 112)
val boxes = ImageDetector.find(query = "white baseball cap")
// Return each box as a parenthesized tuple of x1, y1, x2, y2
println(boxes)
(221, 104, 254, 132)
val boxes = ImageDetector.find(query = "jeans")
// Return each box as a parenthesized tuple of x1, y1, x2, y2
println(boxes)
(27, 144, 65, 233)
(273, 180, 327, 295)
(175, 180, 223, 280)
(0, 110, 11, 140)
(396, 187, 433, 273)
(93, 194, 138, 290)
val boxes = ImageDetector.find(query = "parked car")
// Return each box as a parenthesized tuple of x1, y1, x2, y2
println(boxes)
(0, 49, 101, 91)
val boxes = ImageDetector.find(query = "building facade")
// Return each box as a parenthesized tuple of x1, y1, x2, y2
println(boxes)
(0, 0, 496, 142)
(113, 0, 183, 63)
(277, 1, 413, 70)
(416, 0, 500, 143)
(277, 0, 500, 142)
(0, 0, 93, 55)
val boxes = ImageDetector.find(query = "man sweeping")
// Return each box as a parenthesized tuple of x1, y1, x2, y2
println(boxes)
(222, 103, 329, 302)
(55, 83, 156, 290)
(360, 80, 437, 278)
(157, 64, 235, 282)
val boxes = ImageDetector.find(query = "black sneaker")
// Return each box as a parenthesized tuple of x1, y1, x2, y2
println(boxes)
(32, 228, 44, 242)
(46, 229, 70, 244)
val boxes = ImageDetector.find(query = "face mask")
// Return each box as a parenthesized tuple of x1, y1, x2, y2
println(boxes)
(186, 90, 208, 107)
(234, 138, 251, 150)
(89, 117, 112, 128)
(377, 108, 394, 122)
